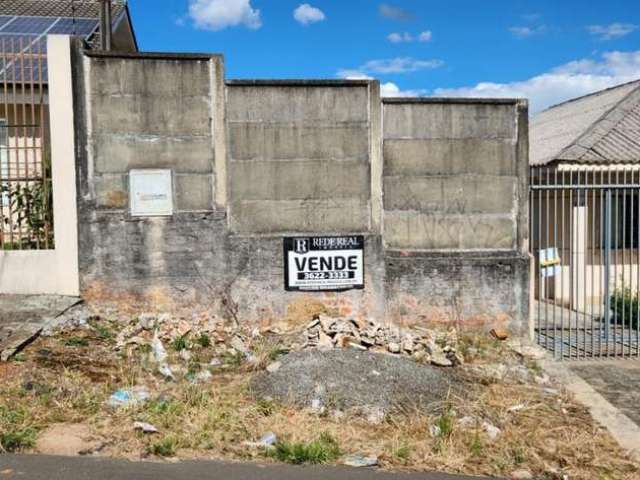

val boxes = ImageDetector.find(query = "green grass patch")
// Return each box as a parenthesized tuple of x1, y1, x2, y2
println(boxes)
(148, 436, 178, 457)
(171, 335, 189, 352)
(195, 334, 211, 348)
(0, 427, 37, 452)
(267, 432, 341, 465)
(393, 444, 411, 462)
(65, 336, 89, 347)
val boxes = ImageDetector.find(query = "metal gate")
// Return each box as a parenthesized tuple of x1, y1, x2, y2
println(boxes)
(531, 165, 640, 359)
(0, 35, 52, 250)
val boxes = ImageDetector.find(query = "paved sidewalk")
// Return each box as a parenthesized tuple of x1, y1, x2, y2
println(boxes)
(0, 455, 486, 480)
(0, 295, 80, 361)
(570, 360, 640, 426)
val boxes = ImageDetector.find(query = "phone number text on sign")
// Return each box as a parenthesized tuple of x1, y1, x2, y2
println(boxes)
(284, 236, 364, 292)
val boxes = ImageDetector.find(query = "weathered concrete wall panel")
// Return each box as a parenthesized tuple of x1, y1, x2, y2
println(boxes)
(383, 102, 515, 140)
(386, 252, 529, 336)
(226, 85, 369, 123)
(383, 139, 516, 177)
(93, 134, 213, 174)
(382, 99, 527, 252)
(382, 98, 529, 332)
(228, 124, 369, 161)
(227, 81, 375, 234)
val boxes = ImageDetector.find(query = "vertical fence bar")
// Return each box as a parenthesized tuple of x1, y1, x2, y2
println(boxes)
(7, 36, 16, 248)
(637, 170, 640, 357)
(545, 166, 550, 351)
(623, 169, 628, 356)
(590, 168, 596, 357)
(560, 168, 566, 359)
(553, 165, 558, 358)
(537, 166, 543, 352)
(605, 187, 612, 350)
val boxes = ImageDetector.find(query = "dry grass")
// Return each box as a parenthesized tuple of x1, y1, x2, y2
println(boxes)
(0, 327, 638, 480)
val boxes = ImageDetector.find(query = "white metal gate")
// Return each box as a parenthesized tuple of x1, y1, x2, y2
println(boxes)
(531, 165, 640, 359)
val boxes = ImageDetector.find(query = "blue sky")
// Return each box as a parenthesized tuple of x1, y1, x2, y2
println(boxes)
(127, 0, 640, 112)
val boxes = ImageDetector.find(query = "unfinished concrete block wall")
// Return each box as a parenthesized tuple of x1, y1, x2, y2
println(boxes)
(73, 48, 228, 301)
(72, 45, 530, 335)
(383, 99, 528, 250)
(226, 80, 380, 234)
(382, 99, 530, 334)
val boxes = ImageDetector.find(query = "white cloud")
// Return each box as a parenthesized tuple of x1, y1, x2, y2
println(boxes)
(433, 50, 640, 113)
(379, 4, 414, 21)
(336, 70, 372, 79)
(336, 78, 427, 98)
(509, 25, 546, 38)
(587, 23, 637, 40)
(380, 82, 427, 97)
(418, 30, 432, 42)
(188, 0, 261, 31)
(338, 57, 444, 77)
(387, 30, 431, 43)
(294, 4, 326, 25)
(388, 32, 413, 43)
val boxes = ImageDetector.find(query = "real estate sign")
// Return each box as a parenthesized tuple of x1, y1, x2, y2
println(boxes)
(284, 236, 364, 292)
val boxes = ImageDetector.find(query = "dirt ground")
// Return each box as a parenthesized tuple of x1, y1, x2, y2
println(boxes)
(0, 313, 638, 480)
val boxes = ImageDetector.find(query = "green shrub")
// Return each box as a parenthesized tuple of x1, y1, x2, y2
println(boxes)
(610, 287, 640, 329)
(267, 432, 341, 464)
(0, 428, 37, 452)
(148, 436, 178, 457)
(64, 336, 89, 347)
(195, 334, 211, 348)
(171, 335, 189, 352)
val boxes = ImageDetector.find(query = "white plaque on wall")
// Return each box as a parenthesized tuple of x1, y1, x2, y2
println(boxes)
(129, 169, 173, 217)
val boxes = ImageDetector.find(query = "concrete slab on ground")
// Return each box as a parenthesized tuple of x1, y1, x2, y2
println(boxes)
(570, 360, 640, 427)
(0, 455, 486, 480)
(0, 295, 80, 361)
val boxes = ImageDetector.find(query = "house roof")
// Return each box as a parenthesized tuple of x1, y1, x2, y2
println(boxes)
(530, 80, 640, 166)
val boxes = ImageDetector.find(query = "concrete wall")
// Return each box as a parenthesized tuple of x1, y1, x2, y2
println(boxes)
(382, 99, 530, 334)
(383, 98, 528, 251)
(0, 36, 79, 296)
(72, 44, 530, 335)
(226, 80, 380, 234)
(73, 47, 227, 304)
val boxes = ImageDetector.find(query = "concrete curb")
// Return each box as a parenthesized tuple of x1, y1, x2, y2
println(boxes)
(540, 356, 640, 462)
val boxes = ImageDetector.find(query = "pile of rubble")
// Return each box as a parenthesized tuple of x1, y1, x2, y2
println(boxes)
(303, 315, 461, 367)
(45, 304, 462, 368)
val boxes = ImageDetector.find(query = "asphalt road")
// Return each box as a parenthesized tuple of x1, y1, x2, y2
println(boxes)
(0, 455, 487, 480)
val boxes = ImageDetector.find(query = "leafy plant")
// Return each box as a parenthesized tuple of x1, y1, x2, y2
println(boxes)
(195, 334, 211, 348)
(171, 335, 189, 352)
(267, 432, 341, 464)
(148, 436, 178, 457)
(0, 427, 36, 452)
(610, 286, 640, 329)
(3, 178, 53, 250)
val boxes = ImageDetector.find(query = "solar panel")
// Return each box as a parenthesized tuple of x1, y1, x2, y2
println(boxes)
(48, 18, 99, 36)
(0, 16, 14, 30)
(0, 34, 43, 53)
(1, 16, 56, 34)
